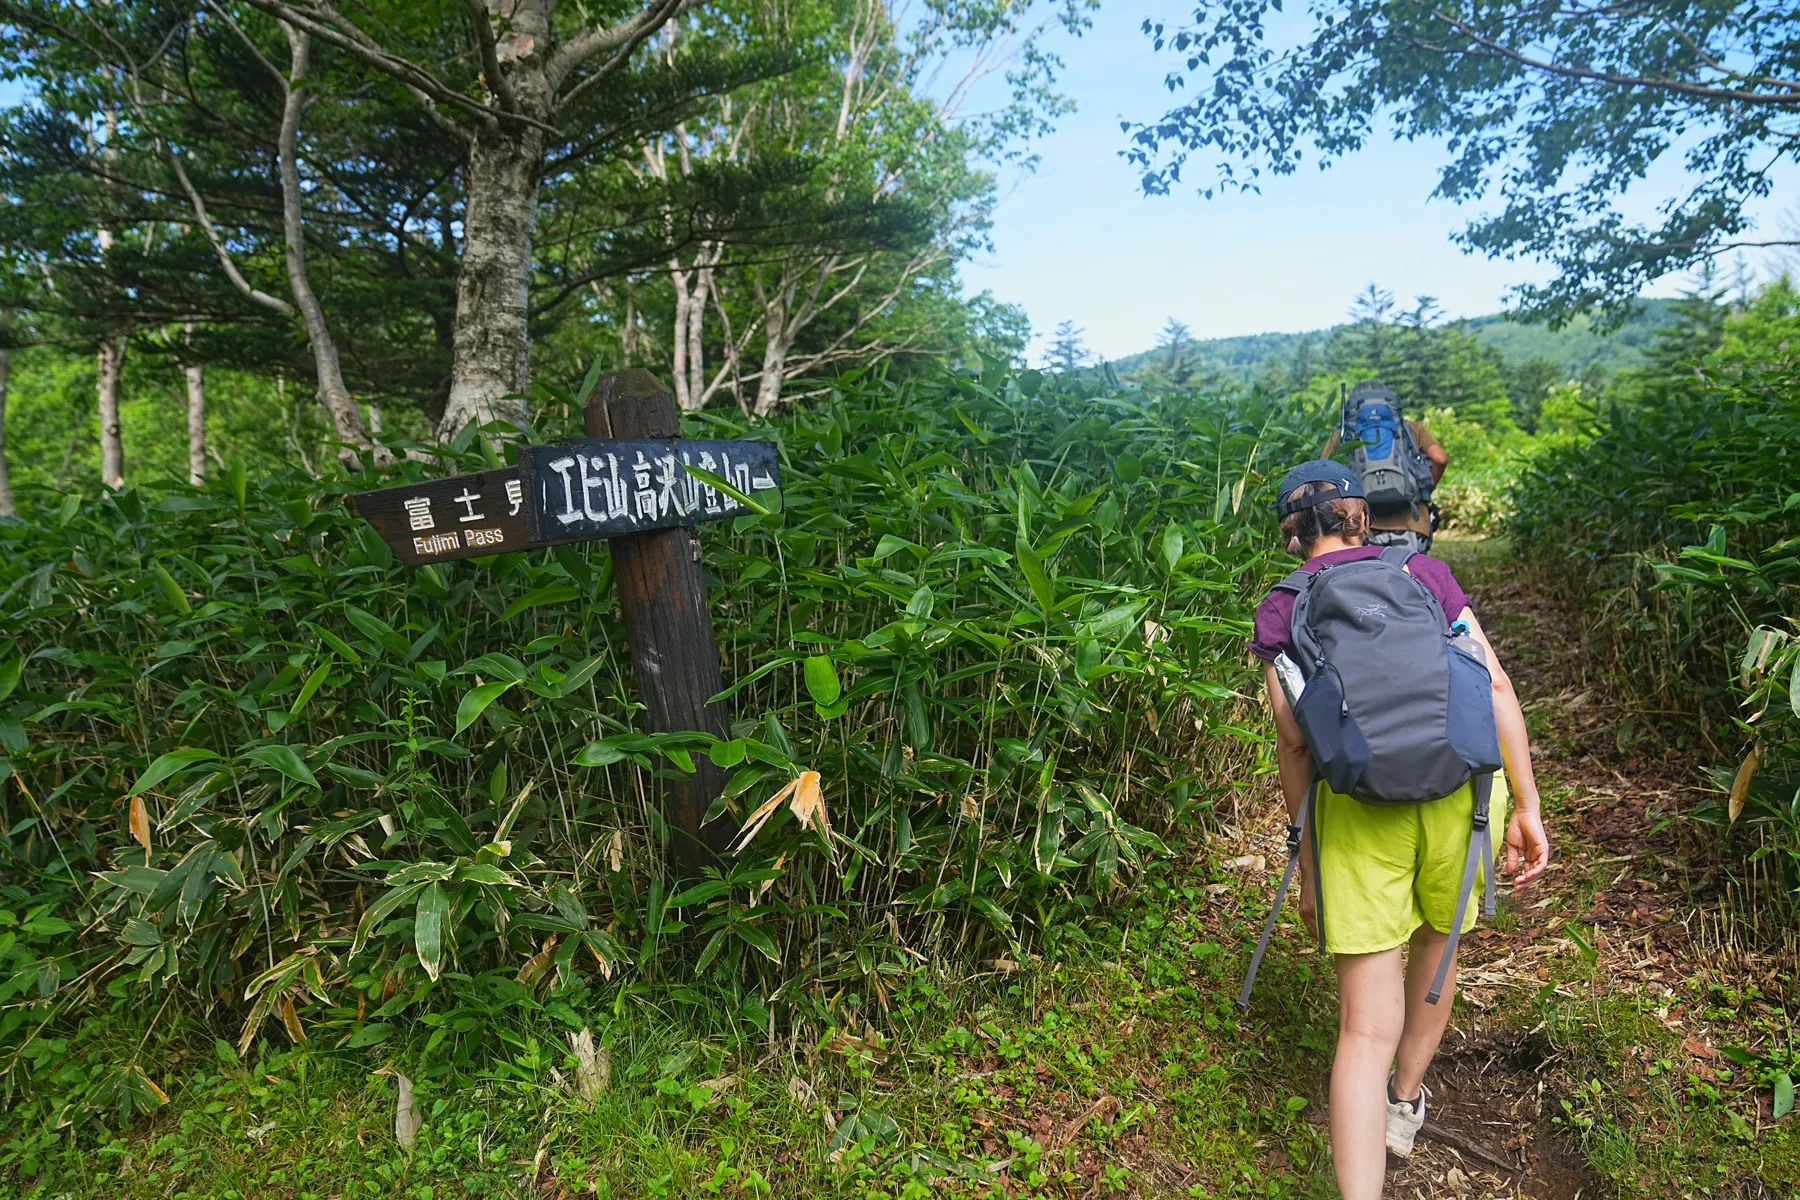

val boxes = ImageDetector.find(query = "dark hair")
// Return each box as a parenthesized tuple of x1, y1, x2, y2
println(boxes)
(1278, 481, 1369, 556)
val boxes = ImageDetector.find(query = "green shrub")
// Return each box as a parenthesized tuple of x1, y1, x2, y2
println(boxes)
(1509, 291, 1800, 887)
(0, 365, 1311, 1133)
(1417, 404, 1533, 535)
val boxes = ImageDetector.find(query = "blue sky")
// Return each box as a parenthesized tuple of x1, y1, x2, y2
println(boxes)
(964, 5, 1799, 361)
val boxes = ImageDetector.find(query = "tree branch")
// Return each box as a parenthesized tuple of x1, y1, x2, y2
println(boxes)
(554, 0, 692, 111)
(546, 0, 686, 92)
(236, 0, 516, 134)
(459, 0, 520, 113)
(1417, 11, 1800, 108)
(168, 148, 295, 316)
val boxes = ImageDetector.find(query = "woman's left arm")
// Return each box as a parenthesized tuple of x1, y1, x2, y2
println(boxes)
(1457, 608, 1551, 888)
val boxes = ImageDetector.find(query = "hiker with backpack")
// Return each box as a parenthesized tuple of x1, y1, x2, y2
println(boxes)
(1322, 381, 1447, 554)
(1242, 459, 1549, 1199)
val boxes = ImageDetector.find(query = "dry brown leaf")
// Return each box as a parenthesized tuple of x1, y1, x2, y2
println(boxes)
(1684, 1035, 1719, 1060)
(516, 936, 558, 986)
(129, 795, 151, 853)
(1728, 743, 1760, 822)
(277, 996, 305, 1044)
(729, 770, 829, 854)
(758, 852, 786, 901)
(788, 771, 830, 836)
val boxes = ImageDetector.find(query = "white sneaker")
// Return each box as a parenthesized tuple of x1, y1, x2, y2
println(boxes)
(1385, 1077, 1428, 1157)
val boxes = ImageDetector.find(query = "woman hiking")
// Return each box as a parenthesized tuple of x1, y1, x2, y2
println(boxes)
(1246, 459, 1550, 1198)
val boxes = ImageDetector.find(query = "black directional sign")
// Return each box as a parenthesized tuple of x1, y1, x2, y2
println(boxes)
(350, 441, 779, 566)
(518, 438, 779, 543)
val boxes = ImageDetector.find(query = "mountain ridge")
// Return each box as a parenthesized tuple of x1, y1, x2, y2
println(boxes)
(1106, 300, 1681, 382)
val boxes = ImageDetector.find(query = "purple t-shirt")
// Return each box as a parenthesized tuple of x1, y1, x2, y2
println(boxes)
(1249, 547, 1472, 663)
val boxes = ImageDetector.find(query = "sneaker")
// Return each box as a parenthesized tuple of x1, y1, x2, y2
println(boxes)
(1385, 1077, 1429, 1157)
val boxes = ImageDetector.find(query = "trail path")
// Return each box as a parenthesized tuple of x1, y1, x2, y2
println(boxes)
(933, 535, 1789, 1199)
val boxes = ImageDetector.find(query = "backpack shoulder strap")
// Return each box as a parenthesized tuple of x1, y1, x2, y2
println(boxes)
(1377, 544, 1415, 569)
(1270, 568, 1313, 596)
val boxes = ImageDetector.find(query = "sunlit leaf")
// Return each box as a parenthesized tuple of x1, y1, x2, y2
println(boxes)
(128, 748, 222, 797)
(500, 586, 580, 621)
(455, 680, 519, 736)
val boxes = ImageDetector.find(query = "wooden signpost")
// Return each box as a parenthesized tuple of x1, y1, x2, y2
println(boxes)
(351, 370, 777, 876)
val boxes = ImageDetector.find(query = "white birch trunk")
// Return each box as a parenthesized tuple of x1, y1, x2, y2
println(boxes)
(669, 260, 695, 409)
(185, 360, 206, 486)
(277, 24, 380, 462)
(0, 346, 13, 517)
(753, 283, 792, 417)
(436, 124, 544, 439)
(97, 337, 125, 489)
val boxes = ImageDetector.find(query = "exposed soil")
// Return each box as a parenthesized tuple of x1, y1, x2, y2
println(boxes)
(1393, 1036, 1598, 1200)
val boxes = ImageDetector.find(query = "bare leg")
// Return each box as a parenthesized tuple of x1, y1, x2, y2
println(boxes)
(1332, 947, 1406, 1200)
(1394, 921, 1457, 1101)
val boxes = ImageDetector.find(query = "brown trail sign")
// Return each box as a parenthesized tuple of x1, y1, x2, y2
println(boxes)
(350, 370, 780, 877)
(352, 467, 531, 566)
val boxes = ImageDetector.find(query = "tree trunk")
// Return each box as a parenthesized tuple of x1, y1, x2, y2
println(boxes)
(277, 24, 380, 463)
(753, 282, 792, 417)
(437, 126, 543, 440)
(185, 360, 206, 486)
(621, 281, 638, 365)
(669, 259, 696, 409)
(98, 337, 125, 489)
(0, 347, 13, 517)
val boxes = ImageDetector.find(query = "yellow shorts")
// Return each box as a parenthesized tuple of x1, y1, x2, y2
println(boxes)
(1312, 774, 1510, 956)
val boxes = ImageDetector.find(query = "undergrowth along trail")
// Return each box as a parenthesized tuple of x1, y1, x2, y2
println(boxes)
(4, 536, 1794, 1198)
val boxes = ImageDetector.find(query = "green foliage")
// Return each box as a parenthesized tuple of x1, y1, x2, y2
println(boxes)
(0, 364, 1311, 1137)
(1510, 277, 1800, 882)
(1112, 297, 1678, 403)
(0, 346, 350, 497)
(1466, 301, 1682, 378)
(1322, 287, 1510, 418)
(1414, 405, 1534, 535)
(1128, 3, 1800, 322)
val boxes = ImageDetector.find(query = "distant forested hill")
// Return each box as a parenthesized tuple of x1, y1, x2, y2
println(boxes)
(1110, 299, 1681, 383)
(1462, 302, 1679, 375)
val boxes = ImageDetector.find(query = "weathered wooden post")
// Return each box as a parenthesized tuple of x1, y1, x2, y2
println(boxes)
(349, 368, 779, 880)
(585, 369, 734, 875)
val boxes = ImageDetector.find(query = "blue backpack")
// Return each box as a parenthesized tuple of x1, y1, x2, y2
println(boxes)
(1344, 383, 1435, 519)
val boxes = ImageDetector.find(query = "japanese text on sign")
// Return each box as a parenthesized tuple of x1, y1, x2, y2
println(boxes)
(519, 439, 779, 542)
(349, 468, 531, 566)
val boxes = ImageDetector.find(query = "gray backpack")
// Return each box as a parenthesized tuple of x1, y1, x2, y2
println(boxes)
(1239, 546, 1504, 1011)
(1344, 384, 1436, 520)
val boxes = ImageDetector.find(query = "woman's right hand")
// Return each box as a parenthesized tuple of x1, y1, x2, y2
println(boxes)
(1295, 867, 1317, 937)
